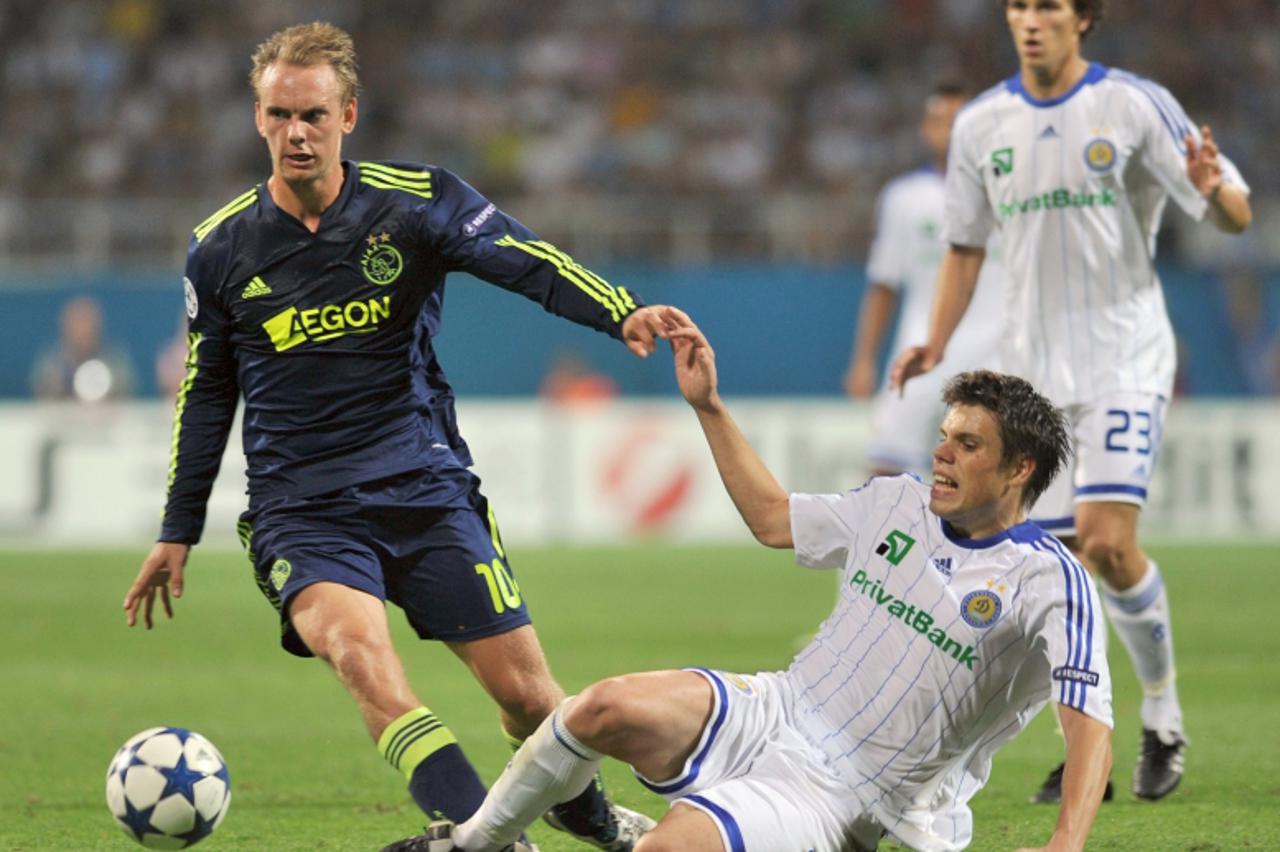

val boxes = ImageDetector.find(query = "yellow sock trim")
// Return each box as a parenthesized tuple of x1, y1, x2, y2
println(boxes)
(378, 707, 458, 780)
(502, 728, 524, 753)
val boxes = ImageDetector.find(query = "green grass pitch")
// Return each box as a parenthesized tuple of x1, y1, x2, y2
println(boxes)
(2, 542, 1278, 850)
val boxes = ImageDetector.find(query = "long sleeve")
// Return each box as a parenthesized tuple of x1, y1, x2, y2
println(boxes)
(424, 169, 643, 338)
(159, 239, 240, 544)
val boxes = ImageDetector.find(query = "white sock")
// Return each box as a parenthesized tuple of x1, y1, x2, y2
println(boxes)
(454, 699, 602, 851)
(1100, 560, 1184, 736)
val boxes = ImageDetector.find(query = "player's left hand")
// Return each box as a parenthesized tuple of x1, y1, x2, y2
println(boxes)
(1185, 125, 1224, 199)
(622, 305, 678, 358)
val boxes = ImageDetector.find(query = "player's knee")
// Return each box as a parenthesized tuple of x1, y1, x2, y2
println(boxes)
(564, 677, 636, 746)
(496, 686, 558, 732)
(1077, 527, 1133, 577)
(1078, 533, 1118, 573)
(321, 623, 394, 673)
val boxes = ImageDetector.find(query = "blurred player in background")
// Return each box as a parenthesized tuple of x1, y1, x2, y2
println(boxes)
(122, 21, 670, 850)
(30, 295, 135, 403)
(843, 82, 1003, 478)
(892, 0, 1252, 803)
(414, 314, 1112, 852)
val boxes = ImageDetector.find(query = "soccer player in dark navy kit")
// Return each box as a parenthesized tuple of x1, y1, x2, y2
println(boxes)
(122, 21, 672, 852)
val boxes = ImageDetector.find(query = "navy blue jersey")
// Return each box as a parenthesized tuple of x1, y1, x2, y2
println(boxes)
(161, 161, 642, 543)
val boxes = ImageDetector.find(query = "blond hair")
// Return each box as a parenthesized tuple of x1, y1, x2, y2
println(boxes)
(249, 21, 360, 104)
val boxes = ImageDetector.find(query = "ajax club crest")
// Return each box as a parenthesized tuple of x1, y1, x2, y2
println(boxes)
(361, 232, 404, 286)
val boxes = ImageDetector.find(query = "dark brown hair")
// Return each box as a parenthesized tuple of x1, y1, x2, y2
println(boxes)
(942, 370, 1073, 509)
(1002, 0, 1104, 39)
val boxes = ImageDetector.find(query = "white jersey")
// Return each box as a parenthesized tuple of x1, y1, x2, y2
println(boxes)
(943, 63, 1248, 405)
(787, 476, 1112, 851)
(868, 166, 1004, 375)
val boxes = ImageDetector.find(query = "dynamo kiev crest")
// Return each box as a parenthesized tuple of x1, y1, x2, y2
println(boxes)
(1084, 138, 1117, 173)
(960, 589, 1003, 629)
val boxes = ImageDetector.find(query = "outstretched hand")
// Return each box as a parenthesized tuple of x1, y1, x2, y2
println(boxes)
(889, 344, 941, 396)
(661, 307, 719, 412)
(124, 542, 190, 629)
(1185, 125, 1224, 200)
(622, 305, 680, 358)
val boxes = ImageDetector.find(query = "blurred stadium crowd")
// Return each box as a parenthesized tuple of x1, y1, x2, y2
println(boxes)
(2, 0, 1279, 398)
(2, 0, 1278, 262)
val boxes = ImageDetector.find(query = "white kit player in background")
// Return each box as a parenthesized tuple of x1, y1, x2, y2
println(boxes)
(891, 0, 1252, 804)
(416, 312, 1112, 852)
(844, 82, 1004, 478)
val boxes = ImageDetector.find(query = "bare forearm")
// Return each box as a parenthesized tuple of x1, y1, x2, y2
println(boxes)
(1050, 708, 1113, 851)
(925, 245, 985, 355)
(851, 285, 897, 366)
(693, 401, 791, 547)
(1207, 183, 1251, 234)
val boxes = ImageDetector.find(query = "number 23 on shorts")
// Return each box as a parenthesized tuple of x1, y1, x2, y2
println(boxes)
(1104, 408, 1153, 455)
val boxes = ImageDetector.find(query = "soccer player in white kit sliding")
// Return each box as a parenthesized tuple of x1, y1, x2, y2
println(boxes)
(844, 82, 1004, 478)
(891, 0, 1252, 803)
(414, 311, 1112, 852)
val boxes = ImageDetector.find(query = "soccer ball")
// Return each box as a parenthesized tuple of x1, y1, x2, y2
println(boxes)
(105, 727, 231, 849)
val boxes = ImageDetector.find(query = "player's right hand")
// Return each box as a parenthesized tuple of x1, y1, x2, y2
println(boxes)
(889, 344, 940, 396)
(124, 542, 190, 629)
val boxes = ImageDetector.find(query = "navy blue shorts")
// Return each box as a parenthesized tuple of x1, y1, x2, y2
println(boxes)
(237, 470, 531, 657)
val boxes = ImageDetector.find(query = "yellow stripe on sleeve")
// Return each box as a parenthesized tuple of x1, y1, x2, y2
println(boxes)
(359, 175, 433, 199)
(529, 240, 633, 319)
(194, 189, 258, 243)
(494, 235, 629, 323)
(165, 333, 203, 496)
(358, 161, 433, 185)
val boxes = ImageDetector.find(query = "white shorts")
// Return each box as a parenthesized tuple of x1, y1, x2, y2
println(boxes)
(1031, 392, 1168, 537)
(867, 372, 948, 476)
(634, 668, 884, 852)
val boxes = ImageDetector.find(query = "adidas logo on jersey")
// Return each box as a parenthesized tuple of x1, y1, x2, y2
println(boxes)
(1039, 125, 1059, 140)
(242, 276, 273, 299)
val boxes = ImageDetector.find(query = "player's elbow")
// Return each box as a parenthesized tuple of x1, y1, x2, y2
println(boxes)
(748, 513, 793, 549)
(752, 528, 792, 549)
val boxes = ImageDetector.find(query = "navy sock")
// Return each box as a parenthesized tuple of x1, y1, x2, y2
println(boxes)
(550, 773, 614, 839)
(379, 706, 487, 823)
(407, 744, 488, 822)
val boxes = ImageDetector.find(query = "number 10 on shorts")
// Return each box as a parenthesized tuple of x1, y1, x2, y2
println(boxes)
(475, 559, 522, 613)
